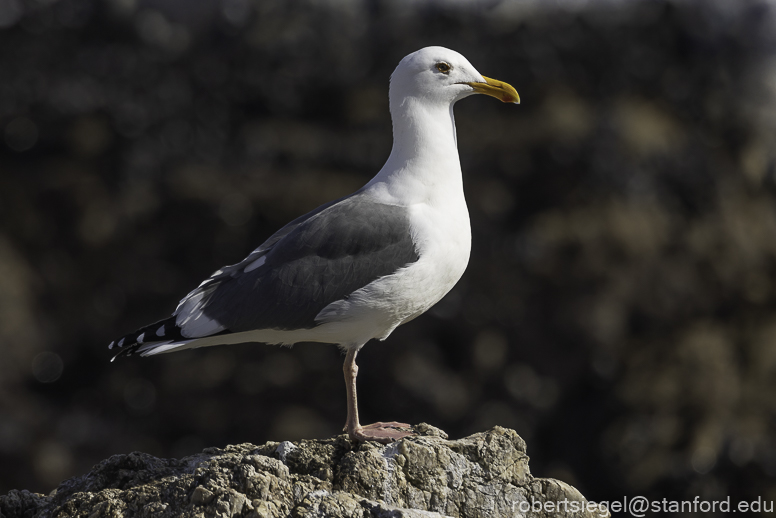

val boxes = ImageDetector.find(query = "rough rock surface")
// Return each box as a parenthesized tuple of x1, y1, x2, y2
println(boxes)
(0, 425, 609, 518)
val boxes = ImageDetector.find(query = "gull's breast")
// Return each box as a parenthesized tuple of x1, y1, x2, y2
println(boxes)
(311, 195, 471, 344)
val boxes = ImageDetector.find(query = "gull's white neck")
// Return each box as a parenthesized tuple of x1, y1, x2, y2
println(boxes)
(363, 96, 464, 206)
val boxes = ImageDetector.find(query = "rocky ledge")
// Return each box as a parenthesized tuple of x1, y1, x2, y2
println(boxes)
(1, 425, 609, 518)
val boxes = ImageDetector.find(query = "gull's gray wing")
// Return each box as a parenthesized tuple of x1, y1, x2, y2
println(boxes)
(174, 192, 420, 337)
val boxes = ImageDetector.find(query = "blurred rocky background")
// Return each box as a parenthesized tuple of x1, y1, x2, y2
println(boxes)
(1, 0, 776, 513)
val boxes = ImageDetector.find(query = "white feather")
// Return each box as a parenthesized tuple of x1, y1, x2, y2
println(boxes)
(243, 255, 266, 273)
(174, 284, 227, 338)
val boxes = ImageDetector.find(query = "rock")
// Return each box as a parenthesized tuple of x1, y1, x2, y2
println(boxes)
(0, 426, 609, 518)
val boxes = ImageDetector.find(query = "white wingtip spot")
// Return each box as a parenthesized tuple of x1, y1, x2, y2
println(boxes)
(118, 338, 125, 347)
(244, 255, 266, 273)
(108, 341, 115, 349)
(156, 326, 166, 337)
(137, 332, 145, 343)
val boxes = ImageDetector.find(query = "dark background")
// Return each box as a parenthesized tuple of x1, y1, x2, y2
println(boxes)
(2, 0, 776, 513)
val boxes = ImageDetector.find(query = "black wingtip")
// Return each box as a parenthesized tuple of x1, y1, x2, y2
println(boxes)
(108, 316, 185, 361)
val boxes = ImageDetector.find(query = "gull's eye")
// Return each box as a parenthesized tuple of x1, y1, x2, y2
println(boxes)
(435, 62, 452, 74)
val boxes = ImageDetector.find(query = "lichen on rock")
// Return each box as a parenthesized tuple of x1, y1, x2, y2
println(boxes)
(0, 425, 609, 518)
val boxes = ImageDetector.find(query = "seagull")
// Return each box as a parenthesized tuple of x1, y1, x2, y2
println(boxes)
(110, 46, 519, 444)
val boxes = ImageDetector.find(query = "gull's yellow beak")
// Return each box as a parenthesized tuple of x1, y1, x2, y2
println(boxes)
(465, 76, 520, 104)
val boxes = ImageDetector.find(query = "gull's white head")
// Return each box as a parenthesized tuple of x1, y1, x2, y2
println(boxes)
(390, 46, 520, 107)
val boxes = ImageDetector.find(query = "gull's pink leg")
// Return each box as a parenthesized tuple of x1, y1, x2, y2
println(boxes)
(343, 348, 414, 444)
